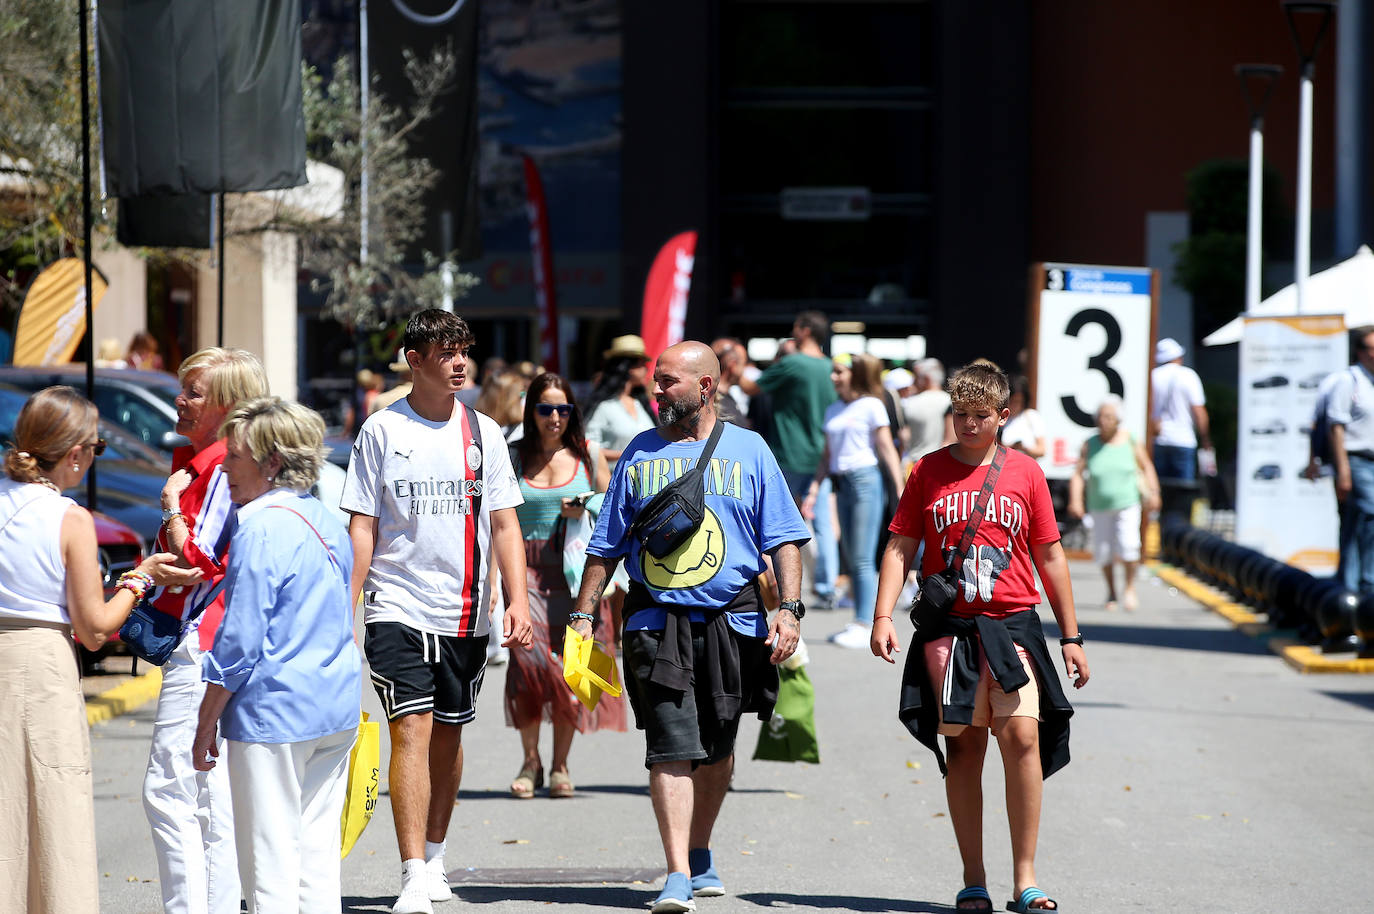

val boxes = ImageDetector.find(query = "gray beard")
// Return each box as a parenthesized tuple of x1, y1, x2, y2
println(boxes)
(658, 396, 701, 429)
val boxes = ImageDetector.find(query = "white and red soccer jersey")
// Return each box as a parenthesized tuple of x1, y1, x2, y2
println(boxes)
(341, 399, 522, 637)
(889, 447, 1060, 619)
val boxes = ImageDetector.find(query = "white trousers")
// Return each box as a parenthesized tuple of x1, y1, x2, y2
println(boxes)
(227, 728, 356, 914)
(143, 628, 240, 914)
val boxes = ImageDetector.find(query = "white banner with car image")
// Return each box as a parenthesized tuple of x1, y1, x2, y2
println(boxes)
(1236, 314, 1344, 574)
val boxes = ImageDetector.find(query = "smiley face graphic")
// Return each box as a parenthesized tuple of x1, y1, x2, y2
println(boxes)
(641, 507, 726, 589)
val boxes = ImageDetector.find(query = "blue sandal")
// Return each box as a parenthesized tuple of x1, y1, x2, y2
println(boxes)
(1007, 886, 1058, 912)
(955, 885, 993, 913)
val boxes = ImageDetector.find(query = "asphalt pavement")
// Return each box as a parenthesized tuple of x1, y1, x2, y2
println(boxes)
(91, 560, 1374, 913)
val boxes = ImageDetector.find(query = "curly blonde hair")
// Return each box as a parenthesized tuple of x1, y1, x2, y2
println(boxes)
(948, 360, 1010, 412)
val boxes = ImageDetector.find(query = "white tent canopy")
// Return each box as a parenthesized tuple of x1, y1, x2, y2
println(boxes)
(1202, 244, 1374, 346)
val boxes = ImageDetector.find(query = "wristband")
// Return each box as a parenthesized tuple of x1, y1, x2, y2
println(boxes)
(116, 570, 155, 601)
(874, 615, 892, 621)
(568, 612, 596, 625)
(1059, 634, 1084, 647)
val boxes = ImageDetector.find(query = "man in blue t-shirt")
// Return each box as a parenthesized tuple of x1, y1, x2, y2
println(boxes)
(570, 341, 809, 913)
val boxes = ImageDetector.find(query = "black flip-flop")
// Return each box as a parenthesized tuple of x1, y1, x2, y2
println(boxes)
(955, 885, 993, 913)
(1007, 885, 1058, 912)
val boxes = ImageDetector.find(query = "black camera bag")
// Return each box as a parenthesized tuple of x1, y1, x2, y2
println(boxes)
(909, 445, 1006, 639)
(631, 419, 726, 559)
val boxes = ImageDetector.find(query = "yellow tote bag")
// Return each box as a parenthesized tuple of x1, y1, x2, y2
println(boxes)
(562, 628, 622, 711)
(340, 712, 381, 859)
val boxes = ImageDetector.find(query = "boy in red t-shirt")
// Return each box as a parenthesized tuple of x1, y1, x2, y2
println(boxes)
(872, 361, 1089, 914)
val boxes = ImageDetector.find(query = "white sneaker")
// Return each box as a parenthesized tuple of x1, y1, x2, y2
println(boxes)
(392, 873, 434, 914)
(829, 622, 871, 650)
(426, 857, 453, 902)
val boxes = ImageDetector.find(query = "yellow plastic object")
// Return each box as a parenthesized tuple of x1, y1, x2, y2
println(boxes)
(562, 627, 622, 711)
(340, 712, 380, 858)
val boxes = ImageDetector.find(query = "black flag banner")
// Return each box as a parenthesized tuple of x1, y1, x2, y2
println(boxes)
(369, 0, 481, 260)
(116, 194, 213, 249)
(98, 0, 307, 196)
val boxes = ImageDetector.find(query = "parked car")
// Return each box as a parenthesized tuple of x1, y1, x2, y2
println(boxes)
(0, 365, 187, 452)
(0, 365, 350, 524)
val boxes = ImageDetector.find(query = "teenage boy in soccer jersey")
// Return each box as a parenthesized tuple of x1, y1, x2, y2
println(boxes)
(343, 310, 534, 914)
(870, 360, 1089, 914)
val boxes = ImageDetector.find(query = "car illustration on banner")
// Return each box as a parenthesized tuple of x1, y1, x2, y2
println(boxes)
(1250, 375, 1290, 389)
(1249, 418, 1287, 436)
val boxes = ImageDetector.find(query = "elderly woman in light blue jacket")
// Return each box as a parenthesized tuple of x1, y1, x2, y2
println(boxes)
(191, 398, 361, 914)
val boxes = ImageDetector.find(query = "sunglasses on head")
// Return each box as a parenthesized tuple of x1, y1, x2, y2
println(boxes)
(535, 403, 574, 418)
(87, 438, 106, 457)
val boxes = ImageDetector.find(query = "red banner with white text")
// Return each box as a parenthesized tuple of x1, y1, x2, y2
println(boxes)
(522, 154, 559, 373)
(640, 231, 697, 364)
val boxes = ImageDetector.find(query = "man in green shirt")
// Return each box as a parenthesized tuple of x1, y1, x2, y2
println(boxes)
(741, 310, 840, 607)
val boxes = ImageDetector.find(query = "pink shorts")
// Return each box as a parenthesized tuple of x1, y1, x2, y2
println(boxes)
(924, 635, 1041, 736)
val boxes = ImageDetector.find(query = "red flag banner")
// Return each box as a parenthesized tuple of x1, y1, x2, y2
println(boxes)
(522, 154, 559, 373)
(640, 231, 697, 364)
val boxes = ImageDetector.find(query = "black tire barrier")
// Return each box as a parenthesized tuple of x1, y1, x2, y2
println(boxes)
(1316, 587, 1361, 653)
(1354, 594, 1374, 659)
(1162, 525, 1367, 651)
(1273, 567, 1316, 630)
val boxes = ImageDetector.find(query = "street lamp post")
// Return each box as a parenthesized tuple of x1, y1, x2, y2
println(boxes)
(1235, 64, 1283, 315)
(1282, 1, 1336, 314)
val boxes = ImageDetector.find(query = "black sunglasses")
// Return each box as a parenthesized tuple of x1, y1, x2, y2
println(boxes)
(535, 403, 574, 418)
(87, 438, 106, 457)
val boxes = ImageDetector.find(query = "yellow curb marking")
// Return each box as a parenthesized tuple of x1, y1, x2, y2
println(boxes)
(86, 668, 163, 726)
(1272, 638, 1374, 674)
(1147, 562, 1374, 674)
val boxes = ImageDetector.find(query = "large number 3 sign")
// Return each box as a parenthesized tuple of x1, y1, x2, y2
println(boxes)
(1060, 308, 1125, 427)
(1031, 264, 1155, 479)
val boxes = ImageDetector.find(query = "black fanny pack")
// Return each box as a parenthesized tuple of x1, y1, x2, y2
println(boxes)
(630, 419, 725, 558)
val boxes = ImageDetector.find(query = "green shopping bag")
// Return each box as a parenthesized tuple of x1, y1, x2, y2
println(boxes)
(753, 665, 820, 764)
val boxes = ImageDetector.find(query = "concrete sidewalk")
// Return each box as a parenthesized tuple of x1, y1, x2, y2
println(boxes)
(91, 560, 1374, 913)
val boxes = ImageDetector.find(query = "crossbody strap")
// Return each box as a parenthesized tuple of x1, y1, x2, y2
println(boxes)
(949, 445, 1006, 567)
(697, 416, 726, 466)
(268, 505, 345, 585)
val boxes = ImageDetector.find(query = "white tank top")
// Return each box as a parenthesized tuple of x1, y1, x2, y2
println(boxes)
(0, 478, 75, 625)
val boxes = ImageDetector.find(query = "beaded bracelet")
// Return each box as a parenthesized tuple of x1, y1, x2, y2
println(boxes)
(116, 570, 155, 601)
(568, 611, 597, 626)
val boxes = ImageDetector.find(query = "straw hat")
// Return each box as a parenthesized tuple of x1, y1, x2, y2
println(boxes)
(389, 349, 411, 372)
(603, 334, 648, 361)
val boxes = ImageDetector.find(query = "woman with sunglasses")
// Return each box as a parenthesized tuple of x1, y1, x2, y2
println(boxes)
(0, 386, 198, 914)
(504, 373, 625, 798)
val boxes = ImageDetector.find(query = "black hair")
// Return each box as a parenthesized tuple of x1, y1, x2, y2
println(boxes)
(403, 309, 475, 356)
(582, 356, 652, 421)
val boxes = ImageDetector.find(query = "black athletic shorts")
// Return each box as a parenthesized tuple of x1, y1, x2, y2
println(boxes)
(364, 621, 489, 725)
(622, 624, 769, 769)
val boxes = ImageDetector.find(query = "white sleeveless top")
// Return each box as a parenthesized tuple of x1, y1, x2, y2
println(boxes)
(0, 478, 75, 625)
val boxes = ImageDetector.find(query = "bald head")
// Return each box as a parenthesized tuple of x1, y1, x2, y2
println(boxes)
(659, 341, 720, 386)
(654, 341, 722, 431)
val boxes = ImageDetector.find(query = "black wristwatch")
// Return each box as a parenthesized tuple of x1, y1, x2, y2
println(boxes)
(779, 600, 806, 621)
(1059, 634, 1084, 647)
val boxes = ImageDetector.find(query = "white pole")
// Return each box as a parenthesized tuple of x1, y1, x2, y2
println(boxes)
(1246, 122, 1263, 314)
(359, 0, 370, 264)
(1296, 67, 1314, 313)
